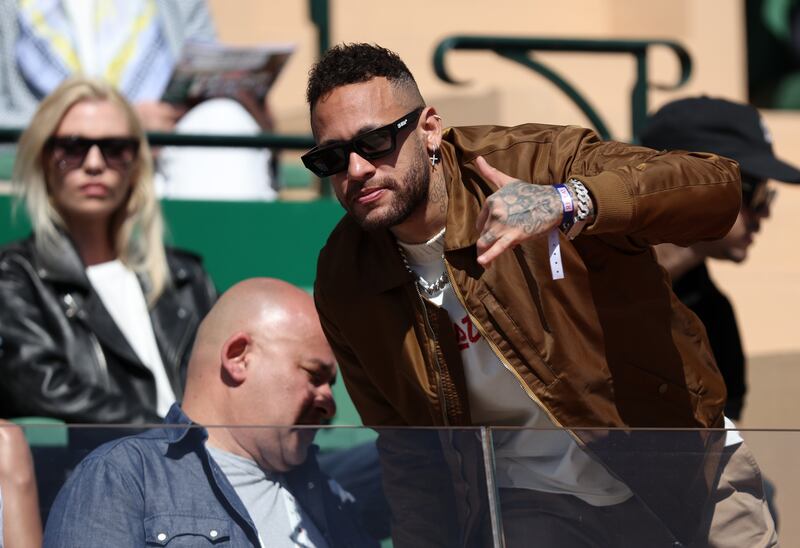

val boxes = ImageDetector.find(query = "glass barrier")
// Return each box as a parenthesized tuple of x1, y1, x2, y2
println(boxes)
(0, 422, 795, 547)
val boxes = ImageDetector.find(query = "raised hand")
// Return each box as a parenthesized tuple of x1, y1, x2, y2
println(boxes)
(474, 156, 562, 266)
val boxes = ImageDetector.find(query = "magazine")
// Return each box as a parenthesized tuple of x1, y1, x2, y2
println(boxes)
(162, 41, 294, 104)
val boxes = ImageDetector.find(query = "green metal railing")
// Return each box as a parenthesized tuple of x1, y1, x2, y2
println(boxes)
(309, 0, 331, 61)
(0, 128, 315, 150)
(0, 129, 326, 195)
(433, 36, 692, 142)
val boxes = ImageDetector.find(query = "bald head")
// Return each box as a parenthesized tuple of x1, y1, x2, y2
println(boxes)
(186, 278, 320, 383)
(181, 278, 337, 471)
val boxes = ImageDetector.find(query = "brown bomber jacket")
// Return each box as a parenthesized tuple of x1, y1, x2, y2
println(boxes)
(314, 123, 741, 546)
(315, 123, 740, 433)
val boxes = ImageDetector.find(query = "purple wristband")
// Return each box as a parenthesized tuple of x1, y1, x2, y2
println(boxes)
(553, 184, 575, 226)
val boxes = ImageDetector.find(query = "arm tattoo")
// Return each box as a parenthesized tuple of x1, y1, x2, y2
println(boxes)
(489, 181, 560, 234)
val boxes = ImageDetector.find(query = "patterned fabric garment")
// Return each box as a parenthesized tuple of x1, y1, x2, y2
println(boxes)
(15, 0, 174, 101)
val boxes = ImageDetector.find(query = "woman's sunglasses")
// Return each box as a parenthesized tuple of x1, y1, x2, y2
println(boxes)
(301, 107, 424, 178)
(46, 136, 139, 172)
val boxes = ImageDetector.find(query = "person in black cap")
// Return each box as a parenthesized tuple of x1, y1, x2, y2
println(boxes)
(641, 96, 800, 423)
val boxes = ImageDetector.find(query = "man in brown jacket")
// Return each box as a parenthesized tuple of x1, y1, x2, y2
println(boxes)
(304, 43, 775, 547)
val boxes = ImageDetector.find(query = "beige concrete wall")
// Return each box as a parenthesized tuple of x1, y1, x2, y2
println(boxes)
(209, 0, 748, 137)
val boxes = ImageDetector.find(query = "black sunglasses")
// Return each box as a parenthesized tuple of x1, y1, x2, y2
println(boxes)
(745, 185, 776, 215)
(46, 136, 139, 172)
(302, 108, 424, 177)
(741, 177, 775, 215)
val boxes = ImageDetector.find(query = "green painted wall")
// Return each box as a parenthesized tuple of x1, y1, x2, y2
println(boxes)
(160, 199, 344, 292)
(1, 196, 345, 291)
(1, 196, 375, 446)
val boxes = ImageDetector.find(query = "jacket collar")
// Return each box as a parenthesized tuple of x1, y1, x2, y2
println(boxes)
(162, 404, 323, 467)
(28, 230, 186, 293)
(25, 231, 148, 367)
(163, 402, 203, 446)
(164, 403, 329, 540)
(28, 232, 194, 378)
(162, 404, 260, 542)
(29, 231, 91, 288)
(439, 135, 489, 251)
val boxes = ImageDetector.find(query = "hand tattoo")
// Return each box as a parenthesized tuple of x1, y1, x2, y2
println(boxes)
(486, 181, 561, 235)
(480, 229, 498, 246)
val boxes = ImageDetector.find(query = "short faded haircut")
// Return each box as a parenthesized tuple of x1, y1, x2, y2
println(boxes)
(306, 43, 425, 115)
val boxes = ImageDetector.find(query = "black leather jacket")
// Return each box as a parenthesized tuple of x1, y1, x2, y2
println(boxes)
(0, 234, 216, 423)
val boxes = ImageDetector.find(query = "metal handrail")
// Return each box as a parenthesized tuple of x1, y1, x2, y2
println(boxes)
(0, 129, 325, 195)
(0, 127, 315, 149)
(433, 36, 692, 142)
(309, 0, 331, 61)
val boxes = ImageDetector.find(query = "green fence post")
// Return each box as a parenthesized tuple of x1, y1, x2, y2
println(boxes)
(309, 0, 330, 60)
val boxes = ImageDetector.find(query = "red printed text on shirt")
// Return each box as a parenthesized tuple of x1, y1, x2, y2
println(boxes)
(454, 315, 481, 350)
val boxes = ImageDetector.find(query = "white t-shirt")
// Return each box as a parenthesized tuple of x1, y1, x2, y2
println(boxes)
(207, 445, 329, 548)
(399, 230, 632, 506)
(86, 260, 176, 417)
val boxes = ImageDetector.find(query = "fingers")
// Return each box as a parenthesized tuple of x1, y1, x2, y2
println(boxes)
(477, 234, 515, 266)
(476, 221, 519, 266)
(475, 223, 494, 256)
(475, 156, 515, 189)
(134, 101, 182, 132)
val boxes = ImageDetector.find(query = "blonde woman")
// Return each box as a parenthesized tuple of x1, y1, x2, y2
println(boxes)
(0, 77, 216, 423)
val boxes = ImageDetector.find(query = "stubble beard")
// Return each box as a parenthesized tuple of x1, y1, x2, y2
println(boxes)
(352, 138, 430, 232)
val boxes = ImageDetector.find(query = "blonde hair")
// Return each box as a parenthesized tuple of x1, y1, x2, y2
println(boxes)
(12, 77, 170, 304)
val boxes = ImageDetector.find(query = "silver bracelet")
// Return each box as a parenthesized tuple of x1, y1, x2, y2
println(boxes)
(562, 178, 591, 239)
(569, 179, 591, 222)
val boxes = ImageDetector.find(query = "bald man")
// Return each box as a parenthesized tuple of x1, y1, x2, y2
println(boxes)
(43, 279, 378, 548)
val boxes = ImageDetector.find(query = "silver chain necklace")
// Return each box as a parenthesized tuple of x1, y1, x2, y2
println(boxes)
(397, 245, 450, 297)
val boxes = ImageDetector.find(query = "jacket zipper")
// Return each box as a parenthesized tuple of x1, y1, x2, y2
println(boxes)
(65, 293, 110, 390)
(444, 260, 578, 441)
(89, 333, 111, 390)
(412, 283, 451, 426)
(413, 282, 476, 537)
(165, 312, 193, 389)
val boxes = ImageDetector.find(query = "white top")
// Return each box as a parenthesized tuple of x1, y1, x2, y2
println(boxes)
(399, 230, 633, 506)
(86, 260, 176, 417)
(207, 445, 329, 548)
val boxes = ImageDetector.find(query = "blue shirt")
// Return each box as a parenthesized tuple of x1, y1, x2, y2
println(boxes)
(43, 404, 377, 547)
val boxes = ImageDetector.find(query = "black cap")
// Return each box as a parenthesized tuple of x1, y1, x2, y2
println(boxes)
(640, 96, 800, 185)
